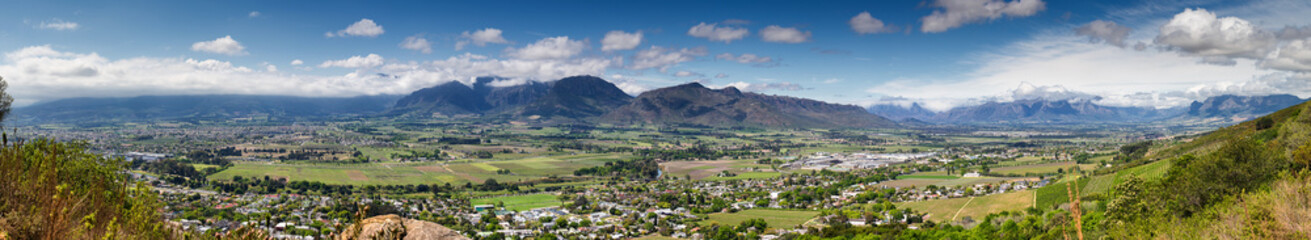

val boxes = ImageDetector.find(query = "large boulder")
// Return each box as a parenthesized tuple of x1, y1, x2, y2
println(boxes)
(337, 214, 468, 240)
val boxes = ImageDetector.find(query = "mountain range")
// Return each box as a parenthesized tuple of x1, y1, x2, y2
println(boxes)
(13, 75, 890, 128)
(869, 94, 1307, 124)
(11, 95, 400, 124)
(603, 82, 894, 128)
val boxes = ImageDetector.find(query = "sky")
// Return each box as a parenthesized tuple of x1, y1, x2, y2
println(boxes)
(2, 0, 1310, 111)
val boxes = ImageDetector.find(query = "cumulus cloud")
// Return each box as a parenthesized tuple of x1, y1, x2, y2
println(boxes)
(1154, 8, 1276, 62)
(400, 35, 432, 54)
(849, 12, 896, 34)
(759, 25, 811, 43)
(1260, 39, 1311, 72)
(456, 28, 510, 50)
(920, 0, 1046, 33)
(34, 19, 79, 31)
(505, 36, 586, 60)
(715, 73, 729, 78)
(716, 81, 806, 92)
(248, 11, 261, 18)
(290, 59, 303, 65)
(628, 46, 707, 72)
(0, 45, 617, 106)
(319, 54, 384, 68)
(601, 30, 642, 51)
(865, 34, 1282, 110)
(1277, 25, 1311, 40)
(605, 74, 651, 95)
(687, 22, 749, 43)
(1010, 82, 1100, 101)
(1075, 20, 1132, 47)
(326, 18, 384, 37)
(674, 71, 703, 77)
(716, 53, 778, 67)
(190, 36, 247, 56)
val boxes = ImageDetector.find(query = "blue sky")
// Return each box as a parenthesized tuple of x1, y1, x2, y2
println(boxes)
(2, 0, 1310, 110)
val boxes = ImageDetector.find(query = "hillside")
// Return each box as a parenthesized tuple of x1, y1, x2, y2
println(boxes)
(1186, 94, 1306, 118)
(390, 77, 551, 116)
(336, 214, 469, 240)
(510, 75, 634, 120)
(603, 82, 896, 128)
(12, 94, 399, 124)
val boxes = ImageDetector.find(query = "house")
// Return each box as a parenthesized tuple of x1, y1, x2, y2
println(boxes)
(962, 172, 981, 178)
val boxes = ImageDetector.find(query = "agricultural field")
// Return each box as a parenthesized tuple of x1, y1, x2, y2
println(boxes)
(877, 176, 1017, 188)
(898, 190, 1035, 224)
(990, 161, 1099, 175)
(471, 193, 561, 211)
(209, 153, 624, 185)
(660, 159, 773, 180)
(704, 172, 784, 181)
(700, 209, 819, 229)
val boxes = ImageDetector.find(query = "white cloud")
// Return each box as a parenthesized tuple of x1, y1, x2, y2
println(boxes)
(1261, 39, 1311, 72)
(850, 12, 895, 34)
(190, 36, 248, 56)
(715, 73, 729, 78)
(327, 18, 384, 37)
(248, 11, 261, 18)
(716, 53, 777, 67)
(920, 0, 1046, 33)
(319, 54, 384, 68)
(606, 74, 651, 95)
(823, 78, 842, 84)
(628, 46, 707, 72)
(687, 22, 749, 43)
(865, 34, 1281, 110)
(506, 36, 586, 60)
(400, 35, 432, 54)
(715, 81, 806, 92)
(456, 28, 510, 50)
(674, 71, 702, 77)
(290, 59, 303, 65)
(1154, 8, 1276, 61)
(601, 30, 642, 51)
(0, 45, 618, 106)
(1010, 82, 1099, 101)
(1075, 20, 1132, 47)
(759, 25, 811, 43)
(35, 19, 79, 31)
(1277, 25, 1311, 40)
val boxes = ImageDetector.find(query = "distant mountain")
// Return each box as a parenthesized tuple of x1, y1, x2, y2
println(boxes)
(512, 76, 634, 120)
(1187, 94, 1306, 118)
(603, 82, 895, 128)
(871, 99, 1185, 124)
(867, 103, 936, 121)
(12, 94, 400, 124)
(390, 77, 550, 116)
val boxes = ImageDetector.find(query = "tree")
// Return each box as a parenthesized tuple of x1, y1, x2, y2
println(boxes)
(0, 76, 11, 125)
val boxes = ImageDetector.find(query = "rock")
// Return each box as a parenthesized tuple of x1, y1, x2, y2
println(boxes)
(337, 214, 468, 240)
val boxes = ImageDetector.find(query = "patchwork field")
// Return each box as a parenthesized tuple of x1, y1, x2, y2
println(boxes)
(661, 159, 772, 180)
(704, 172, 784, 181)
(472, 193, 560, 211)
(700, 209, 819, 228)
(877, 176, 1016, 188)
(990, 161, 1098, 175)
(210, 153, 625, 185)
(898, 190, 1035, 223)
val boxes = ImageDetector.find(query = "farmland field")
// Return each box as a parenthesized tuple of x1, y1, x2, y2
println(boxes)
(210, 154, 623, 185)
(471, 193, 560, 211)
(898, 190, 1035, 223)
(704, 172, 783, 181)
(660, 159, 772, 180)
(701, 209, 819, 228)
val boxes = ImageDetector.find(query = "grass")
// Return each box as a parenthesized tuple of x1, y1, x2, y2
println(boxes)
(471, 193, 560, 211)
(991, 162, 1086, 175)
(898, 190, 1035, 223)
(701, 209, 819, 228)
(190, 163, 220, 171)
(210, 153, 623, 185)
